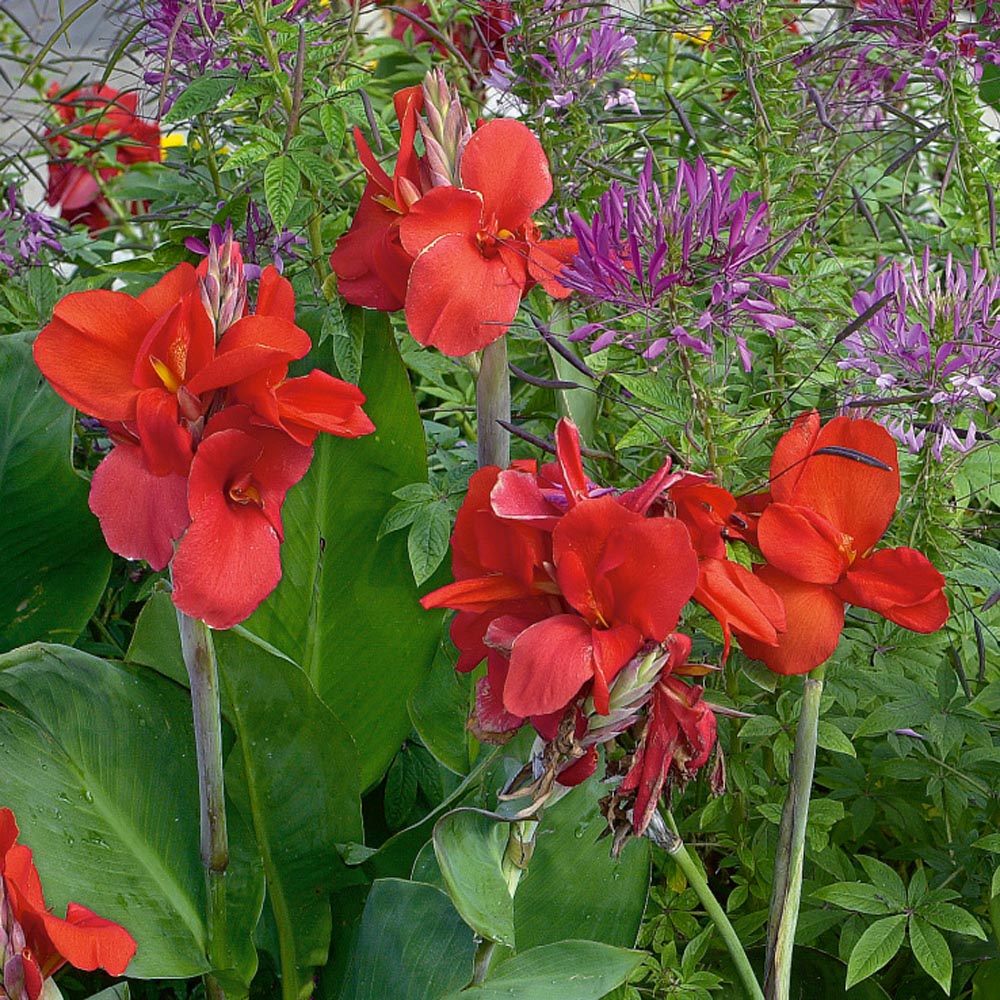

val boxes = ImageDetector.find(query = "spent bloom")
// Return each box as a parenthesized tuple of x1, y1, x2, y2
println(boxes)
(561, 153, 793, 368)
(839, 249, 1000, 459)
(1, 808, 136, 999)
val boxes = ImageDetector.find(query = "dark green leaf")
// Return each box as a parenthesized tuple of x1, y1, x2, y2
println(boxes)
(386, 752, 420, 830)
(162, 70, 241, 123)
(0, 337, 111, 650)
(408, 502, 452, 585)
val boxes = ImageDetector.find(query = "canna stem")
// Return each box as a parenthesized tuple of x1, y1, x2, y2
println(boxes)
(476, 337, 511, 468)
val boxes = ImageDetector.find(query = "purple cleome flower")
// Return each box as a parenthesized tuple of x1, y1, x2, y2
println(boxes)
(0, 185, 64, 273)
(489, 2, 638, 113)
(560, 154, 792, 369)
(839, 248, 1000, 459)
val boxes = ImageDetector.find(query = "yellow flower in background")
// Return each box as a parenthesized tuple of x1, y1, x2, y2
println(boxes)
(673, 26, 713, 47)
(160, 131, 186, 152)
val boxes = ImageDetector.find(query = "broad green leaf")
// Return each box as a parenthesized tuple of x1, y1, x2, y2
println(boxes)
(339, 879, 475, 1000)
(817, 720, 856, 757)
(433, 809, 515, 947)
(214, 630, 363, 996)
(546, 299, 597, 443)
(973, 959, 1000, 999)
(0, 337, 111, 650)
(0, 645, 262, 980)
(246, 309, 440, 788)
(909, 915, 952, 994)
(442, 941, 644, 1000)
(408, 640, 474, 775)
(162, 70, 241, 123)
(917, 901, 987, 938)
(811, 882, 895, 916)
(856, 857, 907, 909)
(845, 915, 907, 989)
(263, 155, 300, 230)
(82, 986, 130, 1000)
(514, 777, 650, 950)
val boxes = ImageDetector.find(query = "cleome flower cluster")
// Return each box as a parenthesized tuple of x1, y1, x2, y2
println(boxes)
(33, 225, 374, 629)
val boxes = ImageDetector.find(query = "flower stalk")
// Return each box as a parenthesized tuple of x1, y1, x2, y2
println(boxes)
(763, 663, 826, 1000)
(646, 810, 765, 1000)
(476, 338, 511, 468)
(177, 607, 229, 997)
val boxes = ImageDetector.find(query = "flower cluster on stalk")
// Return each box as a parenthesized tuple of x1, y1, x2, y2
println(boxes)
(1, 809, 136, 1000)
(34, 224, 375, 628)
(561, 153, 793, 368)
(329, 70, 576, 357)
(0, 185, 64, 273)
(839, 249, 1000, 458)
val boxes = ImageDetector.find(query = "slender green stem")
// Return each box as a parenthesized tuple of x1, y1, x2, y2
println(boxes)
(646, 811, 765, 1000)
(763, 663, 825, 1000)
(476, 338, 511, 469)
(177, 609, 229, 995)
(472, 940, 496, 985)
(198, 118, 224, 201)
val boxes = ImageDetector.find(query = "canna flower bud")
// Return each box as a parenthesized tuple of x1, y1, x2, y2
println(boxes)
(418, 68, 471, 188)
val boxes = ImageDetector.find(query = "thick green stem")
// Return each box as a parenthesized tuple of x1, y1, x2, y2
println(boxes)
(763, 664, 825, 1000)
(177, 609, 229, 994)
(646, 811, 765, 1000)
(476, 338, 511, 468)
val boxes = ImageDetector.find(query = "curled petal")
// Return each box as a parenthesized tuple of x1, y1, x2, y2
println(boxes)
(274, 370, 375, 445)
(835, 547, 948, 632)
(757, 503, 851, 585)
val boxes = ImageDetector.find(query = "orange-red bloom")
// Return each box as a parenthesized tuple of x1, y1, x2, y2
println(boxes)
(736, 412, 949, 674)
(1, 809, 135, 998)
(45, 83, 161, 232)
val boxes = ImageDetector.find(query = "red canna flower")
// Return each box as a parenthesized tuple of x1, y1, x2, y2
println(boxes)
(45, 83, 161, 232)
(399, 117, 574, 356)
(617, 634, 718, 836)
(35, 238, 375, 627)
(736, 412, 949, 675)
(1, 808, 136, 999)
(328, 86, 428, 311)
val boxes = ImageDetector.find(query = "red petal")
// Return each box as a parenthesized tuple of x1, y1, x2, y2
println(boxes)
(256, 266, 296, 322)
(757, 503, 851, 585)
(735, 566, 845, 675)
(420, 575, 541, 612)
(136, 262, 199, 318)
(474, 652, 525, 735)
(34, 291, 155, 421)
(490, 467, 564, 530)
(555, 418, 589, 506)
(670, 481, 738, 560)
(527, 238, 578, 297)
(591, 623, 644, 714)
(835, 548, 948, 632)
(89, 444, 190, 570)
(694, 557, 786, 658)
(134, 388, 193, 477)
(404, 234, 525, 356)
(556, 747, 598, 786)
(504, 615, 596, 717)
(398, 187, 483, 258)
(132, 292, 216, 390)
(274, 370, 375, 445)
(40, 903, 136, 976)
(769, 410, 821, 504)
(460, 119, 553, 230)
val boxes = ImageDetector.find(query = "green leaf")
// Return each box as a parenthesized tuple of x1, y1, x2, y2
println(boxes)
(246, 309, 440, 788)
(514, 776, 650, 950)
(385, 752, 419, 830)
(162, 70, 240, 123)
(433, 809, 515, 947)
(339, 879, 475, 1000)
(973, 959, 1000, 999)
(917, 901, 987, 939)
(214, 628, 363, 995)
(817, 720, 856, 757)
(290, 149, 339, 191)
(263, 155, 300, 230)
(812, 882, 896, 916)
(325, 295, 363, 384)
(319, 103, 347, 156)
(408, 641, 474, 775)
(856, 857, 907, 909)
(0, 645, 263, 980)
(443, 941, 644, 1000)
(973, 834, 1000, 853)
(408, 502, 452, 585)
(221, 142, 277, 173)
(908, 915, 951, 994)
(27, 267, 57, 318)
(82, 986, 130, 1000)
(845, 914, 907, 989)
(0, 337, 111, 650)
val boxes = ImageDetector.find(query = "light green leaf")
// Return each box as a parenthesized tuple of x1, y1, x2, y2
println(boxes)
(339, 879, 474, 1000)
(812, 882, 896, 916)
(319, 103, 346, 156)
(909, 915, 952, 994)
(246, 309, 440, 788)
(263, 155, 300, 230)
(845, 915, 907, 989)
(407, 503, 452, 585)
(918, 901, 987, 939)
(221, 142, 277, 173)
(856, 857, 907, 909)
(973, 834, 1000, 853)
(290, 149, 339, 190)
(817, 720, 856, 757)
(0, 645, 262, 980)
(443, 941, 644, 1000)
(433, 809, 515, 947)
(0, 337, 111, 651)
